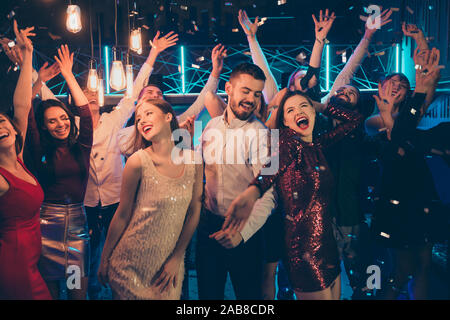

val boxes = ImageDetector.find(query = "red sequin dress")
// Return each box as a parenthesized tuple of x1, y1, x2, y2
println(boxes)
(251, 103, 363, 292)
(0, 159, 51, 299)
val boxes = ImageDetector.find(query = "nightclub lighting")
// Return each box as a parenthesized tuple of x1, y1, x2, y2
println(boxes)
(66, 4, 82, 33)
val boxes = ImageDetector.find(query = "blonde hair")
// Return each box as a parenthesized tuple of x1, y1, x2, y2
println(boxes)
(131, 98, 179, 153)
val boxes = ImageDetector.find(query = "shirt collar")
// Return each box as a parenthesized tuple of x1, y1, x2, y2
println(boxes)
(222, 109, 257, 129)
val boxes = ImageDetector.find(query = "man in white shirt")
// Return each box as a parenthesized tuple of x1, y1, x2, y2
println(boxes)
(196, 62, 277, 300)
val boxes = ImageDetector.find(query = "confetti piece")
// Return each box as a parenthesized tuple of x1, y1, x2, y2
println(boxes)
(178, 65, 181, 72)
(397, 147, 405, 157)
(380, 232, 390, 239)
(349, 6, 354, 11)
(232, 28, 239, 32)
(374, 51, 385, 56)
(243, 51, 251, 56)
(390, 199, 400, 205)
(406, 6, 414, 14)
(224, 2, 232, 6)
(180, 5, 188, 11)
(142, 25, 150, 30)
(410, 108, 417, 115)
(278, 0, 287, 5)
(196, 56, 205, 62)
(424, 208, 430, 214)
(191, 64, 200, 69)
(391, 7, 399, 12)
(431, 148, 444, 156)
(425, 36, 435, 42)
(48, 32, 62, 41)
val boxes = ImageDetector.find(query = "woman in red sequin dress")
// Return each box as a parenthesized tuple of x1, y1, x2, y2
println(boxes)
(223, 91, 362, 299)
(0, 21, 51, 299)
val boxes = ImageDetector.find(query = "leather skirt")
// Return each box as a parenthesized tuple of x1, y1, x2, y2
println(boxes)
(39, 203, 90, 281)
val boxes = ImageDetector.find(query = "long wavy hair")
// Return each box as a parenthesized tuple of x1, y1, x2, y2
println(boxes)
(132, 98, 179, 153)
(34, 99, 87, 186)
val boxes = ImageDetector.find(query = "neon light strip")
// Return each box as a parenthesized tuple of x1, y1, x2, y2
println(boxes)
(181, 46, 185, 94)
(395, 44, 400, 73)
(326, 44, 330, 91)
(104, 46, 110, 94)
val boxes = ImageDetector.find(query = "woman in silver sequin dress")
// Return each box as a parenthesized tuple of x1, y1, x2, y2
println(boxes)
(98, 99, 203, 299)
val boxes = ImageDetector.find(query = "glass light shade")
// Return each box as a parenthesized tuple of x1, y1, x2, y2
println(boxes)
(97, 78, 104, 107)
(66, 5, 82, 33)
(109, 60, 126, 91)
(125, 64, 134, 97)
(130, 28, 142, 54)
(87, 69, 99, 92)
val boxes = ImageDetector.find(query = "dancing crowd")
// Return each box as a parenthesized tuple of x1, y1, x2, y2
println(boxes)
(0, 7, 448, 300)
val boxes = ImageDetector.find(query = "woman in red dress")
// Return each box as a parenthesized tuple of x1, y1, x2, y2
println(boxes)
(0, 21, 51, 300)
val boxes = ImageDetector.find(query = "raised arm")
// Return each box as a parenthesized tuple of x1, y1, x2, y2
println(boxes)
(98, 152, 142, 286)
(11, 20, 34, 159)
(305, 9, 336, 90)
(31, 62, 60, 100)
(177, 44, 225, 123)
(322, 8, 392, 104)
(54, 44, 88, 107)
(151, 161, 203, 293)
(238, 9, 278, 103)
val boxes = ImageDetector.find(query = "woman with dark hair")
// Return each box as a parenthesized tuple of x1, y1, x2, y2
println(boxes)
(365, 47, 443, 300)
(98, 99, 203, 299)
(222, 90, 363, 299)
(0, 21, 52, 300)
(24, 44, 92, 300)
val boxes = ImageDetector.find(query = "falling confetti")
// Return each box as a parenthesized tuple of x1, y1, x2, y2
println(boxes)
(278, 0, 287, 5)
(191, 64, 200, 69)
(196, 56, 205, 62)
(406, 6, 414, 14)
(391, 7, 400, 12)
(380, 232, 390, 239)
(390, 199, 400, 205)
(180, 5, 188, 11)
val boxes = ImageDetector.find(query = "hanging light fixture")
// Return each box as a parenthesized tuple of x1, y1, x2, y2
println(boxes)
(129, 28, 142, 54)
(98, 69, 105, 106)
(125, 53, 134, 97)
(109, 0, 126, 91)
(86, 0, 98, 92)
(66, 2, 82, 33)
(110, 47, 126, 91)
(87, 59, 99, 92)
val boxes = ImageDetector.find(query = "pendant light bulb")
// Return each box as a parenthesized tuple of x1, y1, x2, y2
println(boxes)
(110, 48, 126, 91)
(66, 5, 82, 33)
(125, 55, 134, 97)
(87, 60, 99, 92)
(98, 78, 105, 107)
(130, 28, 142, 55)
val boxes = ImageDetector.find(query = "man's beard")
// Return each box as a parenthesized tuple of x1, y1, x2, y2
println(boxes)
(229, 99, 255, 121)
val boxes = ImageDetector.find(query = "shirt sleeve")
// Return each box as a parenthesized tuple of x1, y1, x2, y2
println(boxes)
(177, 74, 220, 123)
(107, 63, 154, 128)
(321, 37, 370, 104)
(76, 104, 93, 149)
(318, 98, 364, 148)
(117, 125, 136, 157)
(32, 69, 58, 101)
(239, 124, 277, 242)
(248, 38, 279, 103)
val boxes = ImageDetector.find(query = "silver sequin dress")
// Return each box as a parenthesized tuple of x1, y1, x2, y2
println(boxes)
(108, 149, 196, 299)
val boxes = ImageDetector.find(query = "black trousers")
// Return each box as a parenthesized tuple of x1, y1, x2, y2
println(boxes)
(85, 202, 118, 299)
(196, 208, 264, 300)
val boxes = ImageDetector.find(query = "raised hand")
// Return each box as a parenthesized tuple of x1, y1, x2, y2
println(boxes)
(364, 8, 392, 38)
(0, 37, 23, 66)
(374, 80, 398, 114)
(211, 43, 227, 78)
(38, 61, 60, 83)
(13, 20, 35, 54)
(238, 9, 259, 39)
(179, 115, 195, 143)
(312, 9, 336, 42)
(54, 44, 74, 79)
(414, 47, 442, 94)
(151, 31, 178, 54)
(402, 22, 424, 39)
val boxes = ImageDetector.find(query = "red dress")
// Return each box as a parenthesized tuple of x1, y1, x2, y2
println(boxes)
(251, 102, 363, 292)
(0, 159, 51, 299)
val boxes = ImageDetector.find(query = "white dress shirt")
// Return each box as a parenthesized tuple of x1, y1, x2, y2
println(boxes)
(199, 110, 277, 242)
(83, 63, 154, 207)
